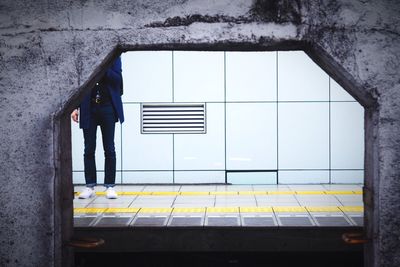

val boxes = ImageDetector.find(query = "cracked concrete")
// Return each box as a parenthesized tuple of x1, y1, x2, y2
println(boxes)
(0, 0, 400, 266)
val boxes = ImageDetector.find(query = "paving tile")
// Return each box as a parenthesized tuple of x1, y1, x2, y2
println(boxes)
(180, 185, 217, 192)
(206, 207, 240, 216)
(334, 195, 363, 202)
(300, 201, 341, 207)
(114, 185, 145, 191)
(135, 196, 176, 201)
(322, 184, 362, 191)
(216, 185, 253, 191)
(142, 185, 181, 192)
(132, 216, 168, 227)
(295, 195, 337, 202)
(312, 215, 352, 226)
(257, 202, 300, 207)
(172, 203, 210, 208)
(338, 201, 364, 207)
(94, 216, 133, 227)
(91, 196, 136, 204)
(168, 216, 204, 226)
(174, 196, 215, 203)
(256, 195, 298, 202)
(86, 203, 131, 208)
(130, 202, 173, 208)
(215, 201, 256, 207)
(252, 185, 290, 191)
(241, 216, 277, 226)
(74, 216, 97, 227)
(206, 216, 240, 226)
(73, 202, 89, 208)
(277, 215, 315, 226)
(288, 185, 326, 191)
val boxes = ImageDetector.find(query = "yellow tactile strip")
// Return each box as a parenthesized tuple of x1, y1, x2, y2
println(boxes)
(75, 190, 362, 196)
(74, 206, 363, 214)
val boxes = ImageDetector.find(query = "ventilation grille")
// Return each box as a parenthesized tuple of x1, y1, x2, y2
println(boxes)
(141, 103, 206, 134)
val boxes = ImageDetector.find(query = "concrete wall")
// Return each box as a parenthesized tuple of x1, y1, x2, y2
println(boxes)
(0, 0, 399, 266)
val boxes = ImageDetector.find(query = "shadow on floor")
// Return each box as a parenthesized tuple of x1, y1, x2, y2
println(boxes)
(75, 251, 363, 267)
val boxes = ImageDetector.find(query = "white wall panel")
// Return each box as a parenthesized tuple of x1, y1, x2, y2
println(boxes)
(278, 51, 329, 101)
(174, 103, 225, 170)
(226, 103, 277, 170)
(122, 104, 173, 170)
(331, 170, 364, 184)
(227, 172, 277, 184)
(278, 103, 329, 169)
(331, 102, 364, 169)
(71, 121, 84, 171)
(72, 171, 122, 185)
(174, 171, 225, 183)
(330, 78, 356, 101)
(226, 52, 277, 101)
(72, 171, 85, 184)
(122, 51, 173, 102)
(174, 51, 224, 102)
(122, 171, 173, 183)
(278, 171, 329, 184)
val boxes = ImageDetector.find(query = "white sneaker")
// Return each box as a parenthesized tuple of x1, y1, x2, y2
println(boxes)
(106, 187, 118, 199)
(78, 187, 95, 199)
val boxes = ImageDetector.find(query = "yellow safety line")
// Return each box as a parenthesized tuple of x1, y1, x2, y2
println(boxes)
(266, 191, 295, 195)
(74, 206, 363, 214)
(180, 192, 210, 196)
(240, 207, 273, 213)
(74, 190, 363, 196)
(74, 208, 107, 213)
(139, 208, 173, 213)
(325, 191, 356, 195)
(173, 207, 206, 213)
(295, 191, 327, 195)
(238, 191, 267, 195)
(339, 206, 364, 212)
(106, 208, 141, 213)
(121, 192, 152, 196)
(209, 191, 238, 195)
(306, 206, 342, 212)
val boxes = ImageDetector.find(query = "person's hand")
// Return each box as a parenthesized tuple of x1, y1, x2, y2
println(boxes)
(71, 109, 79, 123)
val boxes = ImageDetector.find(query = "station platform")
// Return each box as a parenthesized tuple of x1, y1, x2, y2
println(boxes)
(73, 184, 363, 228)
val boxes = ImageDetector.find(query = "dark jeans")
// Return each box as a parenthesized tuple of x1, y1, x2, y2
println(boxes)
(83, 103, 117, 188)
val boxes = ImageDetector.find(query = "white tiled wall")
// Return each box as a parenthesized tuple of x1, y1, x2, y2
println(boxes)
(72, 51, 364, 185)
(122, 51, 173, 102)
(226, 103, 277, 170)
(174, 104, 225, 173)
(122, 104, 173, 171)
(278, 103, 330, 170)
(173, 51, 225, 102)
(278, 51, 329, 101)
(226, 51, 277, 101)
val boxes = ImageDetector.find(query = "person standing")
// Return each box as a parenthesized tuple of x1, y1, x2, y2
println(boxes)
(71, 56, 124, 199)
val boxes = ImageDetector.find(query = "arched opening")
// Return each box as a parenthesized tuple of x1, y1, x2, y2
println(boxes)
(54, 42, 377, 266)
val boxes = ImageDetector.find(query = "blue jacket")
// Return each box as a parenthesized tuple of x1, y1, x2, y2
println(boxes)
(79, 57, 124, 129)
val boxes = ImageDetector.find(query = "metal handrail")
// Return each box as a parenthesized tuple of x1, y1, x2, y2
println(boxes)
(68, 237, 105, 248)
(342, 232, 368, 244)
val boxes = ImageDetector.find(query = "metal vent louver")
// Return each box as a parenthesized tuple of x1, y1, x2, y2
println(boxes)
(141, 103, 206, 134)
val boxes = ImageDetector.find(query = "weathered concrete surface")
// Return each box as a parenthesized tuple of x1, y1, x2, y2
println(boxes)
(0, 0, 399, 266)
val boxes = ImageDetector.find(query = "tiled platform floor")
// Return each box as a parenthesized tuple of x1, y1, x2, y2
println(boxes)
(73, 184, 363, 227)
